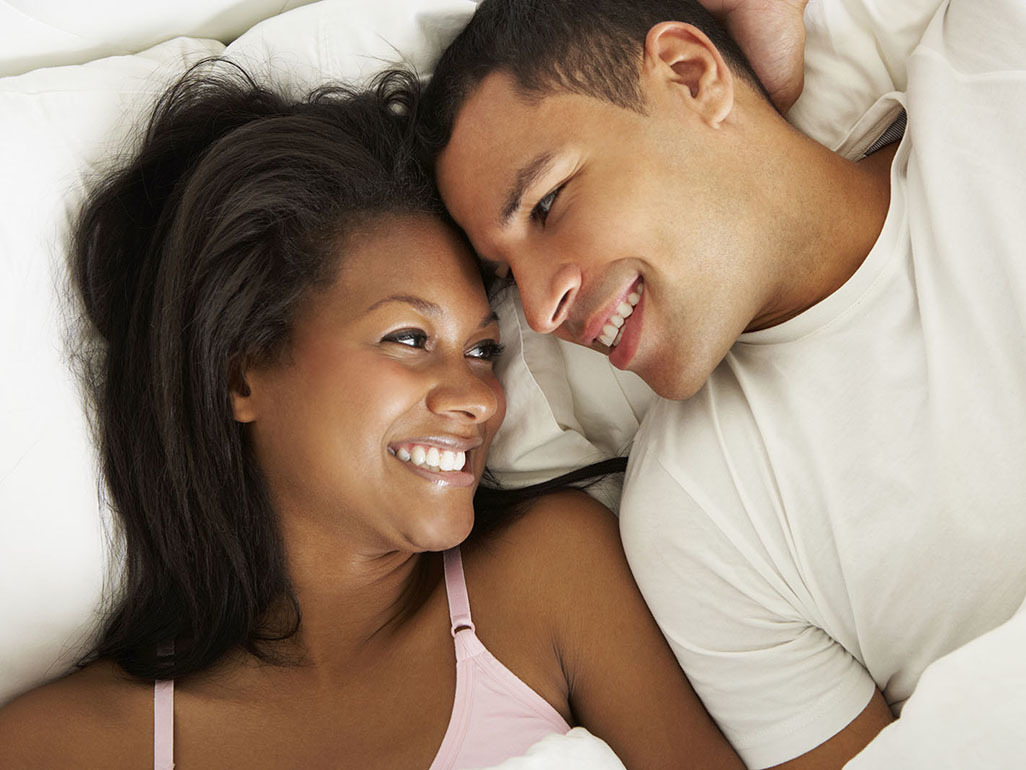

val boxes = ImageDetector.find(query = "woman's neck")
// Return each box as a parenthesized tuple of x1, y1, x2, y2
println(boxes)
(270, 512, 443, 676)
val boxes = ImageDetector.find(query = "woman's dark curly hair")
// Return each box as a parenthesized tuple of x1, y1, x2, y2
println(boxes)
(72, 60, 450, 680)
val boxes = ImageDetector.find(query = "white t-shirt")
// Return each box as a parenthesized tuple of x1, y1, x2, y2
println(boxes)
(619, 1, 1026, 767)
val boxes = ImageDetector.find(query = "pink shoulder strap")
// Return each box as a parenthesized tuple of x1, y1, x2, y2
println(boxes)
(442, 547, 475, 636)
(153, 679, 174, 770)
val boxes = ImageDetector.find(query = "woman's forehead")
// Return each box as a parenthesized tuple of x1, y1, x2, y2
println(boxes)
(318, 216, 491, 324)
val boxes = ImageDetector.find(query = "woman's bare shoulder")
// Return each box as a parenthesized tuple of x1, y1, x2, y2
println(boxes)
(464, 487, 626, 615)
(468, 488, 622, 572)
(0, 659, 153, 767)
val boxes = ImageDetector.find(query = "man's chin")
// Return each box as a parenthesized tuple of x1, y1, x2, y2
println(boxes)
(635, 358, 711, 402)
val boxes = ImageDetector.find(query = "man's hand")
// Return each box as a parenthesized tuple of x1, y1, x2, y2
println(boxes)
(698, 0, 809, 112)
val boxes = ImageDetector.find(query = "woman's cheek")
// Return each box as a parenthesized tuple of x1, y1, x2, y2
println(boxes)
(346, 353, 425, 411)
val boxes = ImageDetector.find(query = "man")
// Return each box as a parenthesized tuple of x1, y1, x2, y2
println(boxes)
(422, 0, 1026, 767)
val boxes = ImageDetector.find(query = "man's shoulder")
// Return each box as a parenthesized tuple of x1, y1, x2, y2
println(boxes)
(622, 358, 825, 563)
(630, 367, 763, 491)
(634, 377, 732, 453)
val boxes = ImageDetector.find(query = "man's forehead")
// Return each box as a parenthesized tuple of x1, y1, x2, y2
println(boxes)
(464, 70, 536, 117)
(445, 74, 538, 165)
(437, 74, 547, 229)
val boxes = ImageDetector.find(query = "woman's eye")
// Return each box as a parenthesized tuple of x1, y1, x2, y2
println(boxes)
(530, 185, 562, 224)
(384, 329, 428, 348)
(467, 341, 505, 362)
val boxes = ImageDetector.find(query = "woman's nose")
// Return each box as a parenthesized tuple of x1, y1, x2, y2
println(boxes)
(425, 359, 501, 423)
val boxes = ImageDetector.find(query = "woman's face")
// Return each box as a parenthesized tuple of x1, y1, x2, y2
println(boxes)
(235, 215, 506, 554)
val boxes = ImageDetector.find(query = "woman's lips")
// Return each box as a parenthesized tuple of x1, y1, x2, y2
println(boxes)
(388, 440, 480, 488)
(396, 458, 476, 488)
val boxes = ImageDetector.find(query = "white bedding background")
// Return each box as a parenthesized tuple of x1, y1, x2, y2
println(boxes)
(3, 0, 1022, 766)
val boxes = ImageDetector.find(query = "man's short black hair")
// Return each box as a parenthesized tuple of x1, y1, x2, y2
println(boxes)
(421, 0, 765, 155)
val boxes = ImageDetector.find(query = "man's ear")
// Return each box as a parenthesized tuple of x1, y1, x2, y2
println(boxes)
(642, 21, 734, 126)
(228, 355, 258, 424)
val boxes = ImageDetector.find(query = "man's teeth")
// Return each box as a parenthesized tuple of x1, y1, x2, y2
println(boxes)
(395, 444, 467, 472)
(597, 282, 643, 348)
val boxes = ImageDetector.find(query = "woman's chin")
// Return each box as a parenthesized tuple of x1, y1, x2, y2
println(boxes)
(407, 508, 475, 553)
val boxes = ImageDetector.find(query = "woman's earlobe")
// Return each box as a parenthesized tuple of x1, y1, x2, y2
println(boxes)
(229, 357, 258, 423)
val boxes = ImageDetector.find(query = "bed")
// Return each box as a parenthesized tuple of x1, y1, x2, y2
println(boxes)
(2, 0, 1022, 766)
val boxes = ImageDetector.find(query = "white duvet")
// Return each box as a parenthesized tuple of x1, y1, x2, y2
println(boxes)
(476, 728, 626, 770)
(843, 591, 1026, 769)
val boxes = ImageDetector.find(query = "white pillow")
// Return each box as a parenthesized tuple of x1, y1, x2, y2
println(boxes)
(790, 0, 946, 151)
(225, 0, 475, 89)
(0, 36, 226, 708)
(0, 0, 318, 77)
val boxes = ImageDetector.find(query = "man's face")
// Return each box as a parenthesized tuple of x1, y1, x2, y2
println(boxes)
(436, 71, 769, 400)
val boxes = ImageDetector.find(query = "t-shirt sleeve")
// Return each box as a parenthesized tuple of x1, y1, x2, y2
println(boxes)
(619, 455, 876, 768)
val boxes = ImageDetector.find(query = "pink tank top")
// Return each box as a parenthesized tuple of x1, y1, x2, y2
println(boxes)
(153, 547, 570, 769)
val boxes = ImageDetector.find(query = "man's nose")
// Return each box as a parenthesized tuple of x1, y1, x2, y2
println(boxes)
(516, 262, 581, 335)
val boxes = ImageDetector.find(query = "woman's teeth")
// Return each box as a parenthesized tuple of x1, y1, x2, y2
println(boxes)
(597, 282, 643, 348)
(395, 444, 467, 472)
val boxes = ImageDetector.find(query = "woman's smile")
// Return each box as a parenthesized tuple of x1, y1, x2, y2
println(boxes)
(388, 437, 483, 487)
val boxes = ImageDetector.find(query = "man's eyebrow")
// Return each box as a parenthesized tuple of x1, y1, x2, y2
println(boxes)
(499, 151, 555, 228)
(480, 310, 500, 328)
(366, 295, 442, 315)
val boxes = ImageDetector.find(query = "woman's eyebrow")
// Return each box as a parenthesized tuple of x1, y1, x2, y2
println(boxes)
(499, 151, 555, 228)
(366, 297, 496, 329)
(366, 295, 442, 315)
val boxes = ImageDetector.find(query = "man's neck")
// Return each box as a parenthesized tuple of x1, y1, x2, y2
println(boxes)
(746, 127, 898, 331)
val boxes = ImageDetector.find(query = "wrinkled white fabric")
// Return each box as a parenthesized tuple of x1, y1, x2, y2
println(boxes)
(845, 593, 1026, 769)
(474, 727, 625, 770)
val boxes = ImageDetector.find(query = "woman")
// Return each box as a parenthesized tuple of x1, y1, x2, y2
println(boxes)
(0, 63, 741, 769)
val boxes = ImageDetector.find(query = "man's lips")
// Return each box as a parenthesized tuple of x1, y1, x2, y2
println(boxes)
(608, 284, 644, 370)
(581, 275, 644, 346)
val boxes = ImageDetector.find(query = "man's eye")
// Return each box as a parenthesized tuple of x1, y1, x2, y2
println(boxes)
(384, 329, 428, 348)
(467, 341, 505, 362)
(530, 185, 563, 224)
